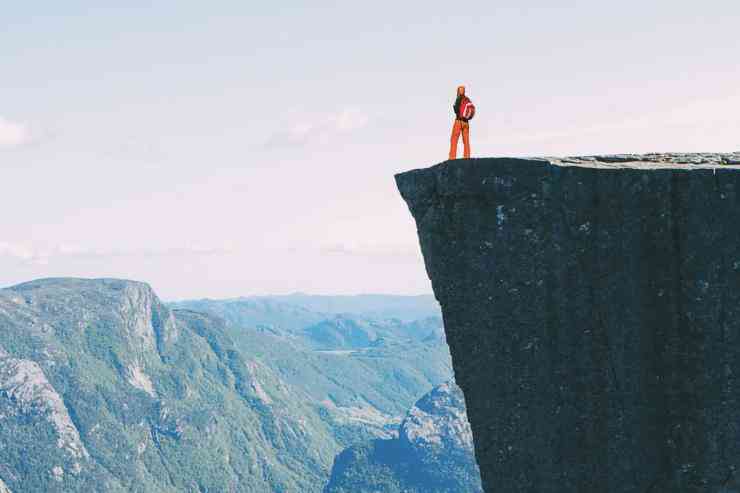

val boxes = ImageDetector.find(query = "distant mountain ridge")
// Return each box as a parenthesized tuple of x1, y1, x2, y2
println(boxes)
(302, 315, 445, 350)
(170, 294, 445, 352)
(171, 293, 441, 324)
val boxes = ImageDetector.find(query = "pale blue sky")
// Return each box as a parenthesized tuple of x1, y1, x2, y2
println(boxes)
(2, 1, 738, 299)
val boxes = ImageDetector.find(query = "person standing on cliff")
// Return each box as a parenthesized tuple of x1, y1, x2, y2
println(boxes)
(449, 85, 475, 160)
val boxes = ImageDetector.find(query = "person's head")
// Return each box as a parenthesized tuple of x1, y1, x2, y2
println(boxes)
(457, 85, 466, 96)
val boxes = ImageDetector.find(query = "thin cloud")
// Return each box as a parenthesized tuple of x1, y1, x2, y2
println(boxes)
(98, 135, 168, 165)
(320, 241, 421, 259)
(329, 108, 369, 132)
(0, 242, 236, 265)
(0, 242, 42, 264)
(0, 116, 30, 150)
(265, 108, 369, 149)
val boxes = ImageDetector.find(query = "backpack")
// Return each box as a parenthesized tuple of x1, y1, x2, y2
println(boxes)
(459, 97, 476, 121)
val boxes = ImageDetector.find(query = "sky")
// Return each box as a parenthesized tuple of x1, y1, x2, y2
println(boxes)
(1, 1, 739, 299)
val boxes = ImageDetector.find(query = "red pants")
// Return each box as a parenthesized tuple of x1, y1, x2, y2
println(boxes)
(449, 119, 470, 160)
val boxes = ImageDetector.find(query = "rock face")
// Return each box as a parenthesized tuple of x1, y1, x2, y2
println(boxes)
(0, 354, 89, 460)
(324, 381, 483, 493)
(396, 153, 740, 493)
(399, 382, 475, 455)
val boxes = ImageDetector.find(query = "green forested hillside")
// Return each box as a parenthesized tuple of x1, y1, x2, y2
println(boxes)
(171, 297, 453, 446)
(0, 278, 343, 492)
(0, 279, 455, 492)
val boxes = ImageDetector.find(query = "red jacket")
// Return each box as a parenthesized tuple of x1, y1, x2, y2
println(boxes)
(453, 95, 474, 121)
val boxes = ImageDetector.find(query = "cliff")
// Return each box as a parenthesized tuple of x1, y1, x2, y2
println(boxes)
(396, 153, 740, 493)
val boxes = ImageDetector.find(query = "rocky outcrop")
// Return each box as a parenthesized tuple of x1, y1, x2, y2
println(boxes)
(324, 382, 482, 493)
(0, 353, 89, 460)
(0, 478, 11, 493)
(399, 382, 474, 454)
(396, 153, 740, 492)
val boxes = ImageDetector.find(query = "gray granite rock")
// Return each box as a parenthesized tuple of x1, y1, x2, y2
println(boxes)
(396, 153, 740, 492)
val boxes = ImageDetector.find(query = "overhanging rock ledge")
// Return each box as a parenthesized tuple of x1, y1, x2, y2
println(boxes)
(396, 153, 740, 493)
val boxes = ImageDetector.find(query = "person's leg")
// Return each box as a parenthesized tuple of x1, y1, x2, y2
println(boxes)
(449, 120, 461, 160)
(462, 122, 471, 158)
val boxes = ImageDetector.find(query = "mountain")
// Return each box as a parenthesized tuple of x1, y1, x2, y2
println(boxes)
(302, 315, 445, 350)
(170, 298, 453, 444)
(0, 278, 456, 492)
(0, 278, 340, 492)
(171, 294, 441, 326)
(168, 297, 326, 332)
(303, 316, 380, 349)
(324, 382, 483, 493)
(171, 298, 445, 351)
(257, 293, 441, 321)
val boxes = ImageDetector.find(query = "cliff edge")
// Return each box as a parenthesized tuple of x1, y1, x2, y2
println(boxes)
(396, 153, 740, 493)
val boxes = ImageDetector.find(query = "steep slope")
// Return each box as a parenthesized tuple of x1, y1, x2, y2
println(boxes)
(324, 382, 482, 493)
(0, 278, 338, 492)
(172, 298, 454, 442)
(397, 153, 740, 493)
